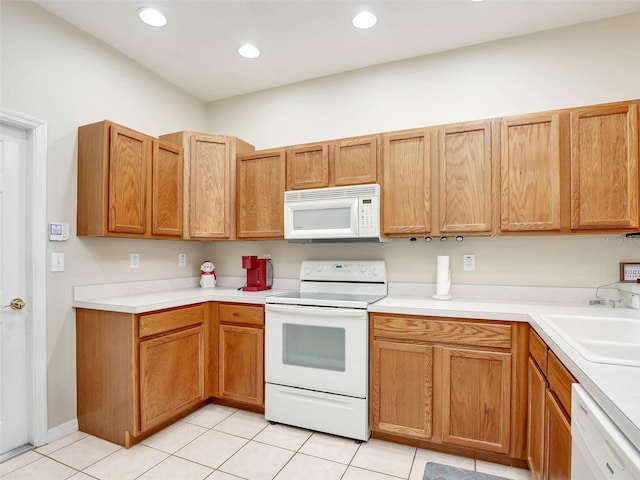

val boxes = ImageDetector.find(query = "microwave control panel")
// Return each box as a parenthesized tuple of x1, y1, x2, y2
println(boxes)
(358, 197, 379, 236)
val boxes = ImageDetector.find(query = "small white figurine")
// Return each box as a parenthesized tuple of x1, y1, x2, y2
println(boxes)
(200, 260, 216, 288)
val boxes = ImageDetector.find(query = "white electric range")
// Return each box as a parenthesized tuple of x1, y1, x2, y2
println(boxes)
(264, 260, 387, 441)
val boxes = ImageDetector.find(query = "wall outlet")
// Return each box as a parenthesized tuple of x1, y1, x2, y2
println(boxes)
(178, 253, 186, 267)
(130, 253, 140, 269)
(463, 254, 475, 272)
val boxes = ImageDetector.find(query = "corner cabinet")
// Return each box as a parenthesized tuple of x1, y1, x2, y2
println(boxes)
(370, 314, 528, 462)
(527, 328, 576, 480)
(570, 102, 639, 231)
(159, 131, 255, 240)
(78, 121, 184, 238)
(76, 304, 209, 447)
(237, 149, 286, 239)
(381, 129, 431, 236)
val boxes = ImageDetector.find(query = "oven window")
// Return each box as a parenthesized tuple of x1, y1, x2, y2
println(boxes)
(282, 324, 345, 371)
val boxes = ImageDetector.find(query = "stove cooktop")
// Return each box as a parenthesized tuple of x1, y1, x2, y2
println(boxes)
(266, 291, 386, 309)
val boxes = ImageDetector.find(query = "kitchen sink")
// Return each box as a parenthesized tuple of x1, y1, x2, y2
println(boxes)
(541, 314, 640, 367)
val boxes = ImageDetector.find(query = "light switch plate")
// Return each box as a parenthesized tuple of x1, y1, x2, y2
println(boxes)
(130, 253, 140, 269)
(52, 252, 64, 272)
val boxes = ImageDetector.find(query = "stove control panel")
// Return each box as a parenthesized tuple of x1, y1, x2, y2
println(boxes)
(300, 260, 386, 283)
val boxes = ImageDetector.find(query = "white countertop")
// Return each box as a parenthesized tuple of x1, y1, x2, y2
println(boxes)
(72, 278, 639, 450)
(370, 295, 640, 450)
(72, 276, 296, 314)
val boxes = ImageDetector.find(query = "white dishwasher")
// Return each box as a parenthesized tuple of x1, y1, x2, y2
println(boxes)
(572, 384, 640, 480)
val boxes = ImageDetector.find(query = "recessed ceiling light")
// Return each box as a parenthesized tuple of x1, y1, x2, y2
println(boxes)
(352, 11, 377, 29)
(238, 44, 260, 59)
(137, 7, 167, 27)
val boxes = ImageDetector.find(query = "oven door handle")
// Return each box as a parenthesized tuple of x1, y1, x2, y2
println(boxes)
(265, 303, 366, 318)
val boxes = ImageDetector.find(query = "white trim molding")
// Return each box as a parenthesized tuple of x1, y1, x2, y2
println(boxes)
(0, 108, 48, 447)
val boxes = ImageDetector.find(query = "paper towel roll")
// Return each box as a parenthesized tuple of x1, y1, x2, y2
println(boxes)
(433, 255, 452, 300)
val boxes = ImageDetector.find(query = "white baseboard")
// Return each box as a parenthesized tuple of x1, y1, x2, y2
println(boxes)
(47, 418, 79, 444)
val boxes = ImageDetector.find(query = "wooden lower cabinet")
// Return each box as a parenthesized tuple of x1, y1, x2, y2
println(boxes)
(216, 303, 265, 407)
(371, 341, 433, 439)
(527, 358, 547, 480)
(527, 328, 576, 480)
(546, 390, 572, 480)
(441, 347, 511, 454)
(139, 325, 204, 431)
(370, 314, 528, 462)
(76, 304, 208, 446)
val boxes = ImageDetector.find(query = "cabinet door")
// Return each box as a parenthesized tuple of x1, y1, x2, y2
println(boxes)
(501, 114, 561, 232)
(108, 124, 149, 234)
(190, 135, 233, 238)
(441, 347, 511, 454)
(139, 326, 204, 432)
(371, 340, 433, 439)
(152, 141, 183, 237)
(237, 150, 286, 239)
(545, 390, 572, 480)
(219, 324, 264, 406)
(527, 358, 548, 480)
(287, 143, 329, 190)
(382, 130, 431, 235)
(571, 103, 639, 230)
(437, 121, 494, 234)
(333, 136, 378, 186)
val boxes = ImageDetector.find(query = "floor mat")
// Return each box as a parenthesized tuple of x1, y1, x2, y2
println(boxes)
(423, 462, 510, 480)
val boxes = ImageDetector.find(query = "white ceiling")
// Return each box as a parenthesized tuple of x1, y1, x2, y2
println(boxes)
(35, 0, 640, 102)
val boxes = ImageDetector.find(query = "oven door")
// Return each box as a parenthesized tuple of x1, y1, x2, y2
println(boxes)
(265, 303, 368, 398)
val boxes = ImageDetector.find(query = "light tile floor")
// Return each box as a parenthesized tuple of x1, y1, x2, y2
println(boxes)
(0, 404, 532, 480)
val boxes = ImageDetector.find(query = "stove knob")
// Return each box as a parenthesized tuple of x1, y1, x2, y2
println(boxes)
(305, 266, 312, 274)
(360, 264, 367, 273)
(372, 267, 379, 276)
(316, 264, 323, 272)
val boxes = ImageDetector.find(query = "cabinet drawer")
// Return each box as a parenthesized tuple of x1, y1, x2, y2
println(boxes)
(219, 303, 264, 326)
(529, 328, 547, 373)
(373, 315, 511, 349)
(547, 351, 576, 416)
(139, 304, 205, 338)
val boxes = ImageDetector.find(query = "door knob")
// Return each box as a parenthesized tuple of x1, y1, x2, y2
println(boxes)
(2, 298, 25, 310)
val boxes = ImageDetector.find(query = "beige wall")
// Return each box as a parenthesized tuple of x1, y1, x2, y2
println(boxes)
(205, 12, 640, 287)
(1, 1, 208, 429)
(2, 1, 639, 434)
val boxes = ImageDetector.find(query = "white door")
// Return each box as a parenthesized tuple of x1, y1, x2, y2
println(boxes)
(0, 124, 29, 456)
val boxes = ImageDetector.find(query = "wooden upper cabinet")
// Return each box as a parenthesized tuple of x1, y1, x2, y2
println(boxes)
(159, 131, 255, 240)
(237, 149, 286, 239)
(108, 124, 149, 234)
(570, 102, 639, 230)
(500, 113, 561, 232)
(437, 120, 495, 234)
(286, 135, 378, 190)
(287, 143, 329, 190)
(78, 120, 183, 238)
(333, 136, 378, 186)
(152, 141, 183, 237)
(190, 135, 233, 238)
(382, 129, 431, 236)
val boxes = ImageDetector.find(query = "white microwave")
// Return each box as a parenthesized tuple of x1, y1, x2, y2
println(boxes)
(284, 184, 387, 243)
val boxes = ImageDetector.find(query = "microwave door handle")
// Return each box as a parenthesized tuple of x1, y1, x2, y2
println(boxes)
(265, 303, 365, 318)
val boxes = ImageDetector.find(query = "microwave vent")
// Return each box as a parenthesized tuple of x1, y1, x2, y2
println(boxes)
(285, 184, 380, 202)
